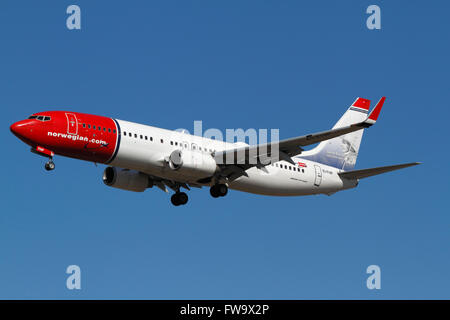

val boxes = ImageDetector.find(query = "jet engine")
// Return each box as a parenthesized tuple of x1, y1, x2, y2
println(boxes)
(168, 149, 217, 178)
(103, 167, 153, 192)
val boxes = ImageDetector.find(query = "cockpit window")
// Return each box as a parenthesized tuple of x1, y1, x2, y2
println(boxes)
(28, 115, 51, 121)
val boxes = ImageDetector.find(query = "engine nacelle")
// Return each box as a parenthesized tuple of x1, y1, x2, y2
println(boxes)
(168, 149, 217, 178)
(102, 167, 152, 192)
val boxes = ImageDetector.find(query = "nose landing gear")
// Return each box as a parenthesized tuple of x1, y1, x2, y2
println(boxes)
(30, 146, 56, 172)
(171, 192, 188, 206)
(45, 159, 55, 171)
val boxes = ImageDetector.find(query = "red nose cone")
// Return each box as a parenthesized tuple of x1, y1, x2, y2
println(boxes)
(10, 120, 34, 140)
(10, 121, 22, 136)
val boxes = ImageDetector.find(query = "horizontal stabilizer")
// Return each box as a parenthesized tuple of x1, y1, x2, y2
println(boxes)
(338, 162, 420, 180)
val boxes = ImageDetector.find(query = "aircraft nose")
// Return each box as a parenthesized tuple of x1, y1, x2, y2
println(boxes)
(10, 122, 20, 135)
(10, 120, 34, 139)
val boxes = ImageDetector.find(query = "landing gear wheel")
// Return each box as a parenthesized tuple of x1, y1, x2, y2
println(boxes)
(171, 193, 181, 206)
(171, 192, 188, 206)
(45, 160, 55, 171)
(210, 185, 220, 198)
(178, 192, 188, 205)
(217, 184, 228, 197)
(210, 184, 228, 198)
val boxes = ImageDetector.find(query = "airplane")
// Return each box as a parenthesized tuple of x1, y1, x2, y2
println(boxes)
(10, 97, 419, 206)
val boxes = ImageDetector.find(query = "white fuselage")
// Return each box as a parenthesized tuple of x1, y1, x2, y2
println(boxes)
(109, 119, 357, 196)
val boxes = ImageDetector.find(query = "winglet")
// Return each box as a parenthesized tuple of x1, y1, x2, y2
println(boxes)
(364, 97, 385, 126)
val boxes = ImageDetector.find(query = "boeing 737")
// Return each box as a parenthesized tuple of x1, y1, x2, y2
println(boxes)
(10, 97, 419, 206)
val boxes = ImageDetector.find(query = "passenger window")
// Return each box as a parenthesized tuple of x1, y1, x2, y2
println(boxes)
(113, 129, 116, 133)
(123, 131, 127, 136)
(160, 139, 163, 143)
(302, 169, 305, 173)
(108, 128, 111, 133)
(83, 124, 86, 128)
(98, 127, 101, 131)
(134, 134, 137, 138)
(150, 137, 153, 141)
(145, 136, 148, 140)
(93, 126, 96, 130)
(175, 142, 178, 146)
(88, 124, 91, 129)
(140, 135, 143, 139)
(170, 141, 173, 145)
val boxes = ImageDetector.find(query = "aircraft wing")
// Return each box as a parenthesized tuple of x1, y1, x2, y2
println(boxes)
(214, 97, 385, 167)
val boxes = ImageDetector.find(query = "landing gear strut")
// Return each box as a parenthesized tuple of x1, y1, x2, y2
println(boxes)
(171, 192, 188, 206)
(45, 159, 55, 171)
(210, 184, 228, 198)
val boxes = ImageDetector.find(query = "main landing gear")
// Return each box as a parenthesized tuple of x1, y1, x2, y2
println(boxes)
(44, 159, 55, 171)
(210, 184, 228, 198)
(171, 192, 188, 206)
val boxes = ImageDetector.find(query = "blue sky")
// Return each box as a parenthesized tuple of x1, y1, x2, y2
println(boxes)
(0, 1, 448, 299)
